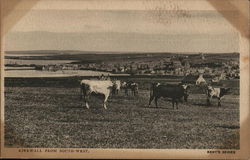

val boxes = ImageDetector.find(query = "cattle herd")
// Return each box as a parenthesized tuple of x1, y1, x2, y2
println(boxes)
(79, 78, 231, 109)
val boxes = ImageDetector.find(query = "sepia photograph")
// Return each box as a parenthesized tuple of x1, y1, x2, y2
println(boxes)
(1, 0, 249, 159)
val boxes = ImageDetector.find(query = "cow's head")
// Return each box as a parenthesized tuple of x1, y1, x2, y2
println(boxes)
(181, 84, 189, 90)
(151, 82, 160, 87)
(207, 85, 213, 91)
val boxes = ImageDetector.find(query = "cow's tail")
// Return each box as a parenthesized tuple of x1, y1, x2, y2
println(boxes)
(149, 83, 157, 106)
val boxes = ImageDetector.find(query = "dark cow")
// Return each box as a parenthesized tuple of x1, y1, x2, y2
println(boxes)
(206, 85, 230, 106)
(148, 83, 189, 109)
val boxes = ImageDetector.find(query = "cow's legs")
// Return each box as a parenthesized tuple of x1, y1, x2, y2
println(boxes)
(218, 98, 221, 107)
(207, 97, 211, 106)
(154, 97, 158, 107)
(85, 95, 90, 109)
(125, 88, 128, 96)
(148, 96, 154, 106)
(103, 94, 109, 109)
(172, 99, 175, 109)
(135, 89, 138, 96)
(176, 100, 179, 110)
(133, 88, 138, 96)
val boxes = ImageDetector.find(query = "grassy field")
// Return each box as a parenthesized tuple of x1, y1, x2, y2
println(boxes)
(4, 77, 239, 149)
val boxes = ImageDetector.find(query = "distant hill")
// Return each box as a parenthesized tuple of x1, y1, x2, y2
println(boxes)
(5, 50, 180, 55)
(4, 50, 239, 65)
(5, 31, 239, 53)
(5, 50, 239, 56)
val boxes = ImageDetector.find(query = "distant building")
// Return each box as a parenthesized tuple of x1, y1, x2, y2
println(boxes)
(198, 68, 205, 74)
(183, 61, 190, 69)
(173, 60, 182, 68)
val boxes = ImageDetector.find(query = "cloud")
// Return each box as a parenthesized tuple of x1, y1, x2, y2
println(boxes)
(10, 10, 237, 35)
(5, 31, 239, 53)
(5, 1, 239, 53)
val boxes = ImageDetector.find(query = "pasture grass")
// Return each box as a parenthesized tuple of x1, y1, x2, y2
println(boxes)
(4, 87, 239, 149)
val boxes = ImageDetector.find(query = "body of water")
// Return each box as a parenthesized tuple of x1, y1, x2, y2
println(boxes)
(4, 70, 125, 77)
(5, 59, 77, 65)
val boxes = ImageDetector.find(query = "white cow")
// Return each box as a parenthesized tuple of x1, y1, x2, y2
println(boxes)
(112, 80, 121, 95)
(80, 80, 114, 109)
(196, 74, 207, 85)
(115, 80, 121, 90)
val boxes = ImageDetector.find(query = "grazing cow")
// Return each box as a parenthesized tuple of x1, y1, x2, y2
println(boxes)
(80, 80, 114, 109)
(129, 82, 139, 96)
(112, 80, 121, 95)
(149, 83, 189, 109)
(196, 74, 207, 85)
(122, 81, 139, 96)
(206, 85, 230, 106)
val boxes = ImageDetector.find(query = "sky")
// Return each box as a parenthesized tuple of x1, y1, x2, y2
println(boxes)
(4, 0, 240, 53)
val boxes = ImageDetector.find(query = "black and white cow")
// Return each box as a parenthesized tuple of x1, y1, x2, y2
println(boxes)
(206, 85, 231, 106)
(121, 81, 139, 96)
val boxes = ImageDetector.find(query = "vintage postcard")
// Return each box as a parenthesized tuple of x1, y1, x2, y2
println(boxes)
(1, 0, 249, 159)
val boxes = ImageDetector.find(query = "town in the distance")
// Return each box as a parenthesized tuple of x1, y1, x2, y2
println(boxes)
(5, 51, 239, 81)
